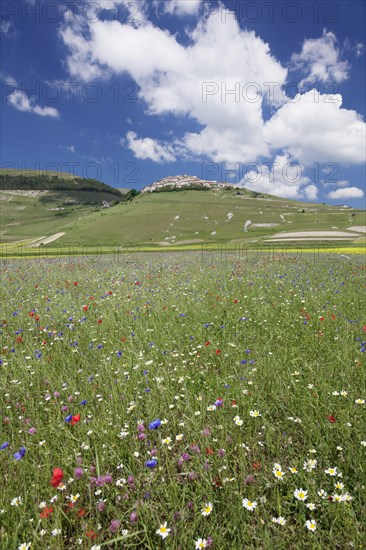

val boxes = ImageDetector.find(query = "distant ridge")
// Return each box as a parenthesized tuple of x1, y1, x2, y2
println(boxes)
(141, 174, 236, 193)
(0, 169, 123, 198)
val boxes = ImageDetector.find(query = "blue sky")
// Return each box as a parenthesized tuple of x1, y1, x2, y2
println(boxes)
(1, 0, 365, 207)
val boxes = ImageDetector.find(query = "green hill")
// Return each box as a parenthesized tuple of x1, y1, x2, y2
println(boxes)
(0, 169, 124, 197)
(1, 178, 365, 253)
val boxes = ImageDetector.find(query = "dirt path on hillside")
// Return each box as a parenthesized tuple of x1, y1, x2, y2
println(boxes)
(31, 233, 65, 247)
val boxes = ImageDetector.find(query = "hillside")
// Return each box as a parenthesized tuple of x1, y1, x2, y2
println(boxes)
(1, 181, 365, 251)
(0, 169, 124, 197)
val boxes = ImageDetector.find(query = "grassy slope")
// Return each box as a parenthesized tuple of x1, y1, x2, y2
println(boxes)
(1, 188, 365, 248)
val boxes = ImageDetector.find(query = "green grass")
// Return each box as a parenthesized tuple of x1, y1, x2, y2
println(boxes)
(0, 253, 365, 549)
(1, 188, 365, 250)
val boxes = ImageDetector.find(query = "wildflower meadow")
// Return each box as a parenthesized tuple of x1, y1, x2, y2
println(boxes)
(0, 252, 365, 549)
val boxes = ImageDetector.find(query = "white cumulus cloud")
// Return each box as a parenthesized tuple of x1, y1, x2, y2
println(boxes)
(240, 154, 316, 200)
(291, 30, 349, 88)
(60, 6, 365, 170)
(327, 187, 364, 199)
(161, 0, 202, 16)
(264, 91, 366, 165)
(8, 90, 59, 117)
(125, 131, 176, 163)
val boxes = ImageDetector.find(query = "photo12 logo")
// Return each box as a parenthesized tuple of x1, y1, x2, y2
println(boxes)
(202, 81, 341, 104)
(201, 1, 340, 24)
(1, 161, 140, 185)
(1, 80, 140, 105)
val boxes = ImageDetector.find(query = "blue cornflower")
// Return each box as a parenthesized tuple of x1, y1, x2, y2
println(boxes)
(14, 447, 26, 460)
(0, 442, 9, 450)
(65, 415, 73, 423)
(148, 419, 161, 430)
(145, 459, 158, 469)
(79, 400, 87, 406)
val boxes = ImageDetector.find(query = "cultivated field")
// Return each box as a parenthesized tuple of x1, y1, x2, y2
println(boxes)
(0, 252, 365, 549)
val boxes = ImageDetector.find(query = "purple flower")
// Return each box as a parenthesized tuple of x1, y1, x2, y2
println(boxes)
(145, 459, 158, 469)
(14, 447, 26, 460)
(130, 511, 138, 523)
(104, 474, 113, 484)
(97, 500, 105, 512)
(28, 427, 37, 435)
(181, 452, 191, 461)
(0, 442, 9, 450)
(244, 475, 255, 485)
(148, 419, 161, 430)
(109, 519, 121, 534)
(74, 467, 83, 479)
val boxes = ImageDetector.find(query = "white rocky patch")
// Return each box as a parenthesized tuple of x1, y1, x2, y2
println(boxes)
(244, 220, 252, 232)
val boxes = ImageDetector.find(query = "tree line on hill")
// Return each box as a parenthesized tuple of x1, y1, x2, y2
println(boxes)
(0, 174, 126, 198)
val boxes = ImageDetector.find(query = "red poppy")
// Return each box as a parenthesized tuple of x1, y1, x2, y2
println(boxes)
(35, 316, 40, 321)
(83, 305, 88, 311)
(215, 349, 221, 356)
(70, 414, 81, 426)
(135, 281, 141, 286)
(252, 461, 261, 470)
(40, 506, 53, 518)
(363, 325, 366, 333)
(331, 314, 336, 320)
(327, 415, 336, 423)
(86, 530, 96, 540)
(231, 399, 237, 407)
(121, 337, 126, 342)
(233, 299, 238, 303)
(319, 316, 325, 321)
(97, 319, 102, 324)
(29, 312, 35, 317)
(73, 281, 78, 286)
(108, 291, 113, 295)
(16, 336, 23, 343)
(78, 508, 86, 518)
(50, 468, 63, 488)
(204, 341, 211, 346)
(205, 447, 213, 456)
